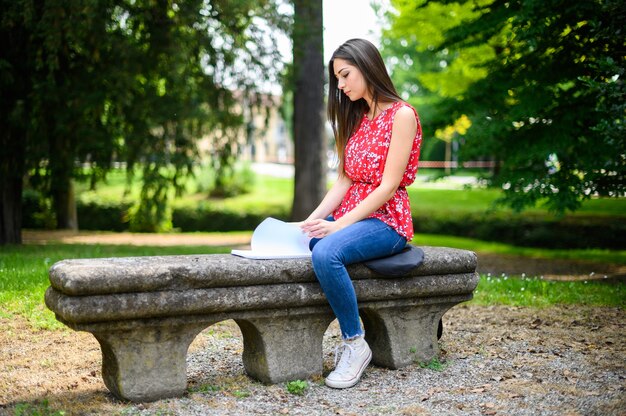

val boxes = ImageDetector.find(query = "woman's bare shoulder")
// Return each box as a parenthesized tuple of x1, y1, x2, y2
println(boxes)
(393, 105, 417, 126)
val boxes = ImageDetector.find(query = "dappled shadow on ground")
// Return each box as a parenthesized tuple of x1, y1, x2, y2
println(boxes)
(1, 305, 624, 415)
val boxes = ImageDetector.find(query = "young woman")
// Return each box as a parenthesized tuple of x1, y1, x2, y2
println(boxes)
(300, 38, 422, 389)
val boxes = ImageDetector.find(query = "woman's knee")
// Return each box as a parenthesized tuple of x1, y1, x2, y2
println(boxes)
(311, 240, 343, 272)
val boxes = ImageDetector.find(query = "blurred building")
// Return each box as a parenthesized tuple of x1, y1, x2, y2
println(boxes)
(197, 92, 293, 165)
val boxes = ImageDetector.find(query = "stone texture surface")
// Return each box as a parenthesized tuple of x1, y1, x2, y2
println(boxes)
(45, 247, 479, 402)
(93, 324, 207, 402)
(363, 302, 454, 368)
(48, 247, 477, 295)
(236, 311, 335, 383)
(45, 272, 477, 324)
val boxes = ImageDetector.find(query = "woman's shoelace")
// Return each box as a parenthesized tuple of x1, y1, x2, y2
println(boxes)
(333, 342, 356, 371)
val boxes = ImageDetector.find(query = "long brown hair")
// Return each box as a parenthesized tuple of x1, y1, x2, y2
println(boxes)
(327, 38, 402, 174)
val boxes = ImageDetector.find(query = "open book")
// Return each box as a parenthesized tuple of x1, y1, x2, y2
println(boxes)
(231, 217, 312, 259)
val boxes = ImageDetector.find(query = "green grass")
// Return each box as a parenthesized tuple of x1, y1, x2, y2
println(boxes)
(412, 233, 626, 264)
(229, 175, 625, 219)
(415, 233, 626, 307)
(471, 275, 625, 308)
(0, 243, 230, 329)
(418, 357, 449, 371)
(182, 175, 293, 214)
(408, 187, 500, 215)
(79, 171, 623, 219)
(13, 399, 65, 416)
(407, 185, 626, 217)
(75, 169, 138, 204)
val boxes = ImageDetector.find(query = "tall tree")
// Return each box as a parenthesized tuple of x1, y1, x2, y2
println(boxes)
(0, 1, 29, 244)
(0, 0, 288, 243)
(379, 0, 492, 161)
(290, 0, 326, 220)
(382, 0, 625, 214)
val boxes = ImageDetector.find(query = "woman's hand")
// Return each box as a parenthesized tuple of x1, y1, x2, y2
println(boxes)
(300, 218, 343, 239)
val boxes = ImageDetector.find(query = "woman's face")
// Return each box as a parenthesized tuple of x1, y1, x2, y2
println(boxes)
(333, 58, 370, 102)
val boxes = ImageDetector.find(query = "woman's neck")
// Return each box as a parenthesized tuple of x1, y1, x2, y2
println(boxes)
(366, 99, 395, 120)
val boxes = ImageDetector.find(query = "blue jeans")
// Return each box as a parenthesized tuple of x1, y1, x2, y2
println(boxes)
(310, 218, 407, 340)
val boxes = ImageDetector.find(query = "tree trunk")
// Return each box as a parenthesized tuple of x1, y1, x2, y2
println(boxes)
(0, 126, 25, 245)
(290, 0, 326, 221)
(0, 12, 28, 245)
(47, 107, 78, 230)
(52, 179, 78, 230)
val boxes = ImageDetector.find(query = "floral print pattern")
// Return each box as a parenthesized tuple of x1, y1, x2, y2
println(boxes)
(333, 101, 422, 240)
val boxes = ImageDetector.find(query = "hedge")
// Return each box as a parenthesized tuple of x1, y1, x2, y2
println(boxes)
(21, 196, 625, 250)
(412, 213, 625, 250)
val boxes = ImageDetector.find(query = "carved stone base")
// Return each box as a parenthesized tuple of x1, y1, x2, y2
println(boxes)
(362, 303, 454, 368)
(237, 310, 334, 383)
(93, 324, 206, 402)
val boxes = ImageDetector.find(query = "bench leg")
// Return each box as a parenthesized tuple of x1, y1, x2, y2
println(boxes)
(236, 311, 333, 383)
(361, 303, 452, 369)
(92, 324, 206, 402)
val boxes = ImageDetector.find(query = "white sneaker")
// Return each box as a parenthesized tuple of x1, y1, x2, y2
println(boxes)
(325, 337, 372, 389)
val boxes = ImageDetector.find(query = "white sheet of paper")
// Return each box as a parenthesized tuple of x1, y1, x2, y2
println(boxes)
(231, 217, 312, 259)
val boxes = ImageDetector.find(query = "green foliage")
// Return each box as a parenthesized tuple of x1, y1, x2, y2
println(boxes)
(380, 0, 493, 134)
(21, 189, 56, 230)
(413, 212, 626, 250)
(172, 207, 281, 233)
(1, 0, 290, 240)
(285, 380, 308, 395)
(418, 357, 448, 371)
(382, 0, 625, 214)
(13, 399, 65, 416)
(195, 162, 256, 198)
(128, 166, 174, 233)
(77, 201, 131, 231)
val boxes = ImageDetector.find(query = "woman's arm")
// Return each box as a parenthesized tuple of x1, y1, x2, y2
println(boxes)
(303, 106, 417, 239)
(302, 173, 353, 222)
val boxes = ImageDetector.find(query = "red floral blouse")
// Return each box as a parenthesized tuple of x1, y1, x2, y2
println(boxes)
(332, 101, 422, 240)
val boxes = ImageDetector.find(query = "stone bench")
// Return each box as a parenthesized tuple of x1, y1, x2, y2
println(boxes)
(45, 247, 479, 402)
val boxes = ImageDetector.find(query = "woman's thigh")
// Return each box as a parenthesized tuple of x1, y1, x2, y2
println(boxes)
(312, 218, 406, 266)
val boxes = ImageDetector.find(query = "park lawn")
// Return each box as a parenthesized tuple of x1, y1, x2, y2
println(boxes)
(1, 237, 623, 331)
(75, 171, 626, 219)
(198, 176, 626, 218)
(186, 175, 293, 214)
(0, 243, 231, 330)
(75, 168, 138, 204)
(413, 233, 626, 264)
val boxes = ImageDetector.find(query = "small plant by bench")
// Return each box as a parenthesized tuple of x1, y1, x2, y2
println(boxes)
(45, 247, 478, 402)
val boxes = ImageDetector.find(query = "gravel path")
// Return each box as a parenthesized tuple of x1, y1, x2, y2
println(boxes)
(1, 305, 624, 415)
(9, 305, 612, 416)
